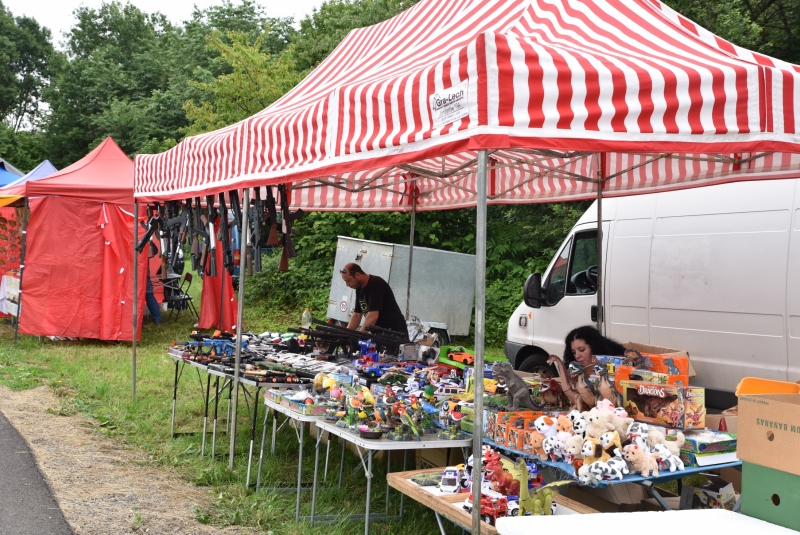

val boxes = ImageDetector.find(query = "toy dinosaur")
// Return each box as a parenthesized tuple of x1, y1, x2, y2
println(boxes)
(567, 362, 597, 410)
(492, 362, 545, 410)
(547, 355, 582, 410)
(593, 363, 623, 407)
(513, 459, 572, 516)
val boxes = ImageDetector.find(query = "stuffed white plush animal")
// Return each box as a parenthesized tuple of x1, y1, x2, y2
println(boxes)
(534, 415, 558, 438)
(589, 460, 624, 481)
(578, 463, 599, 486)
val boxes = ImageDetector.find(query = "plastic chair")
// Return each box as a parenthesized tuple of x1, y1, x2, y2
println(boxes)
(167, 272, 198, 321)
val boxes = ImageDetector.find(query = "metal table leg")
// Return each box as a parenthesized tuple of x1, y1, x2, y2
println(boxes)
(338, 438, 346, 489)
(211, 376, 220, 457)
(170, 360, 179, 437)
(201, 371, 211, 455)
(364, 449, 373, 535)
(226, 377, 232, 434)
(271, 411, 278, 454)
(385, 450, 391, 517)
(256, 406, 270, 492)
(400, 450, 408, 520)
(245, 386, 261, 487)
(310, 426, 322, 525)
(641, 480, 672, 510)
(295, 422, 305, 521)
(324, 432, 331, 483)
(434, 512, 448, 535)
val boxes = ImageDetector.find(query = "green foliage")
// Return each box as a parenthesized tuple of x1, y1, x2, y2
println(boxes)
(0, 122, 46, 172)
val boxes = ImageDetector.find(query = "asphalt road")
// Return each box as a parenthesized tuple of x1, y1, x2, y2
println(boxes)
(0, 411, 72, 534)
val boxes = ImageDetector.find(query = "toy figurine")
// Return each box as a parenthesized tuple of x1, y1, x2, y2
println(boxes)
(568, 362, 598, 410)
(593, 363, 624, 407)
(491, 362, 545, 410)
(622, 444, 659, 477)
(547, 355, 583, 410)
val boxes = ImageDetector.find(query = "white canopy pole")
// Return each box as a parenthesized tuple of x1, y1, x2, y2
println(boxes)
(229, 189, 250, 468)
(596, 153, 604, 333)
(471, 150, 487, 534)
(132, 202, 138, 400)
(405, 183, 416, 320)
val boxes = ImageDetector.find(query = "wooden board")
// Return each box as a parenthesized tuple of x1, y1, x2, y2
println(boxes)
(387, 468, 599, 534)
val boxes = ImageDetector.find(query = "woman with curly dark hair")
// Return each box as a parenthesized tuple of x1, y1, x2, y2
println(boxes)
(563, 325, 626, 368)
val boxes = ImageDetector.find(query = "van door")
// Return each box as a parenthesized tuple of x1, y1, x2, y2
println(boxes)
(787, 180, 800, 381)
(533, 224, 609, 355)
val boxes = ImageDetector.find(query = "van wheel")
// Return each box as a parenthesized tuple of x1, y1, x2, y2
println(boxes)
(518, 353, 556, 379)
(429, 328, 450, 347)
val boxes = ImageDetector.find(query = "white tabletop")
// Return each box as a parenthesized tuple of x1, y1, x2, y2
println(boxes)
(496, 509, 794, 535)
(315, 419, 472, 451)
(264, 397, 326, 423)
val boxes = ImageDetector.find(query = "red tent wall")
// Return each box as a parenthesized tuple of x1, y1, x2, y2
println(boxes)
(198, 231, 238, 332)
(0, 207, 21, 271)
(19, 196, 147, 340)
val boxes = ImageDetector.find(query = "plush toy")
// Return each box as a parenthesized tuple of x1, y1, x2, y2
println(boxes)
(598, 430, 623, 457)
(622, 444, 659, 477)
(614, 407, 629, 419)
(582, 408, 616, 439)
(646, 428, 685, 457)
(572, 415, 587, 438)
(581, 437, 610, 466)
(626, 421, 650, 448)
(529, 429, 548, 460)
(606, 454, 630, 475)
(596, 399, 615, 412)
(543, 436, 564, 462)
(606, 411, 634, 443)
(567, 409, 584, 424)
(563, 434, 585, 465)
(589, 460, 624, 481)
(556, 414, 573, 434)
(578, 463, 599, 486)
(651, 444, 685, 472)
(534, 415, 558, 438)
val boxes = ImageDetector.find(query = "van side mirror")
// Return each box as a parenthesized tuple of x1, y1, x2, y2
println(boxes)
(524, 273, 543, 308)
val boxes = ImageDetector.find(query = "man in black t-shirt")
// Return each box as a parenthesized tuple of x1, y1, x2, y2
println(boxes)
(341, 263, 408, 335)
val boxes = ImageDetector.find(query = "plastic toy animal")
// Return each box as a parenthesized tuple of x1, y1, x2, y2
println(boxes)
(593, 363, 623, 407)
(568, 362, 597, 410)
(492, 362, 544, 410)
(547, 356, 583, 410)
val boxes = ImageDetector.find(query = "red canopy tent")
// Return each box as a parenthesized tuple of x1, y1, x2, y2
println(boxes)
(133, 0, 800, 520)
(18, 138, 149, 341)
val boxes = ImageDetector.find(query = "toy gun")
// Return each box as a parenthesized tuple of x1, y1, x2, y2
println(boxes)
(265, 186, 280, 247)
(135, 204, 161, 253)
(251, 188, 263, 274)
(277, 184, 304, 271)
(205, 195, 218, 277)
(218, 192, 234, 276)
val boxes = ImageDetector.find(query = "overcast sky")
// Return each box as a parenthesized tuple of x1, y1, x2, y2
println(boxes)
(3, 0, 327, 46)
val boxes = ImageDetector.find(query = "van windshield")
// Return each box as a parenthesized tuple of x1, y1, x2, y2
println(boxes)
(545, 237, 572, 305)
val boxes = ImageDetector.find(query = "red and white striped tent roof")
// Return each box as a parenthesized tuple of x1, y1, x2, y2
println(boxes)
(134, 0, 800, 209)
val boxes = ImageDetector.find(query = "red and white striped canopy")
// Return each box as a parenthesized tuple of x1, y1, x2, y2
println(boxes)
(135, 0, 800, 210)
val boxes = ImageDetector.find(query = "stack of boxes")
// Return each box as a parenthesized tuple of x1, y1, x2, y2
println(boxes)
(672, 429, 738, 467)
(738, 393, 800, 531)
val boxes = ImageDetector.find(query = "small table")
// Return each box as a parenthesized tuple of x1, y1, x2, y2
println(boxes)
(310, 420, 472, 535)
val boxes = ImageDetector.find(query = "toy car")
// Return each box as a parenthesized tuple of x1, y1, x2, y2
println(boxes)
(438, 466, 462, 493)
(448, 350, 475, 366)
(462, 490, 509, 525)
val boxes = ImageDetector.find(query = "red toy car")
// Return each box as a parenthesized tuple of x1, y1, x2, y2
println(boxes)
(462, 491, 509, 525)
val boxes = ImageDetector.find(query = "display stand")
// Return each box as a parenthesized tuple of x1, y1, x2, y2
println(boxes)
(478, 435, 742, 510)
(386, 467, 599, 535)
(310, 419, 472, 535)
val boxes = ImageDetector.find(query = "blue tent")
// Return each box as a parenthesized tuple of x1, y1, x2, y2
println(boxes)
(4, 160, 57, 188)
(0, 158, 23, 187)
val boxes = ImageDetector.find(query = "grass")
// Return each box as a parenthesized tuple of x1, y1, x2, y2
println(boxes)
(0, 276, 479, 535)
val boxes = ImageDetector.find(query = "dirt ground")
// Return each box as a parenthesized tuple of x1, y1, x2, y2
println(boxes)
(0, 385, 257, 535)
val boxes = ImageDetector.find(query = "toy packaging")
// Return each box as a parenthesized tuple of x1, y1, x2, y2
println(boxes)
(679, 474, 737, 511)
(593, 355, 627, 375)
(620, 380, 706, 429)
(614, 365, 689, 390)
(494, 411, 543, 447)
(672, 429, 737, 454)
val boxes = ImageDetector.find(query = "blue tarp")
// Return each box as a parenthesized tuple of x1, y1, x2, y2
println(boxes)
(0, 168, 20, 186)
(4, 160, 57, 188)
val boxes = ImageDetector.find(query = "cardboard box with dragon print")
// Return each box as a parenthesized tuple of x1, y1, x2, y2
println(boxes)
(620, 380, 705, 429)
(493, 411, 542, 449)
(614, 365, 690, 391)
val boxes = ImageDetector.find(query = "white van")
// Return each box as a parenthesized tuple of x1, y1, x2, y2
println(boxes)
(505, 178, 800, 405)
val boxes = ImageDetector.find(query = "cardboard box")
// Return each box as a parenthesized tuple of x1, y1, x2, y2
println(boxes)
(620, 380, 705, 429)
(680, 450, 739, 467)
(493, 411, 541, 448)
(415, 447, 464, 470)
(706, 413, 738, 434)
(679, 474, 736, 510)
(742, 461, 800, 531)
(738, 393, 800, 476)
